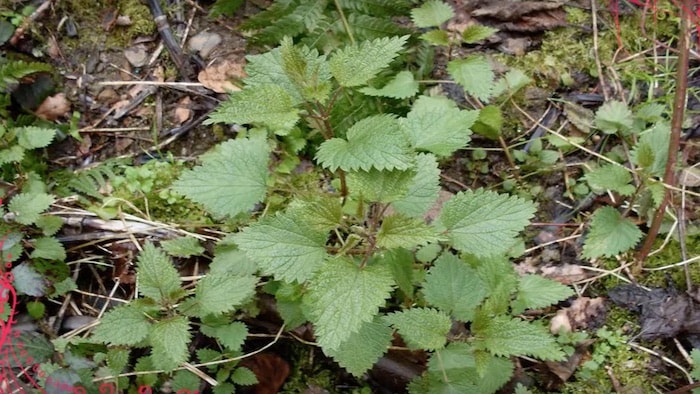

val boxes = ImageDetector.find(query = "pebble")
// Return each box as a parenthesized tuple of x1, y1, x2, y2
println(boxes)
(188, 31, 222, 59)
(124, 45, 148, 68)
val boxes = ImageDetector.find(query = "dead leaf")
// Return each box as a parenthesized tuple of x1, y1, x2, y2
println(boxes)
(239, 353, 289, 394)
(471, 1, 567, 32)
(679, 166, 700, 187)
(198, 59, 245, 93)
(115, 133, 134, 153)
(124, 45, 149, 68)
(539, 264, 589, 285)
(172, 96, 193, 125)
(609, 285, 700, 340)
(34, 93, 70, 121)
(550, 297, 606, 334)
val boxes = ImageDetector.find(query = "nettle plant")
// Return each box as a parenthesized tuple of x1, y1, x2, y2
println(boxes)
(152, 32, 577, 392)
(577, 100, 670, 259)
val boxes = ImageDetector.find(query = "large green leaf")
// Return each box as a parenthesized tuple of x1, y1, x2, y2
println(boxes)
(329, 36, 409, 87)
(384, 308, 451, 350)
(511, 275, 574, 315)
(315, 114, 413, 171)
(172, 136, 270, 218)
(194, 274, 258, 316)
(411, 0, 454, 27)
(473, 315, 565, 361)
(391, 153, 440, 217)
(306, 258, 394, 351)
(149, 315, 191, 371)
(205, 85, 299, 134)
(233, 208, 329, 283)
(323, 318, 392, 377)
(347, 168, 415, 203)
(447, 56, 494, 101)
(137, 243, 184, 304)
(92, 304, 152, 346)
(400, 95, 477, 156)
(360, 71, 419, 99)
(437, 189, 536, 257)
(376, 214, 443, 249)
(422, 252, 487, 322)
(582, 206, 642, 259)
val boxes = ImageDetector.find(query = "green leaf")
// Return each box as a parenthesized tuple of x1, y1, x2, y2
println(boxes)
(584, 164, 635, 196)
(462, 24, 499, 43)
(92, 304, 151, 345)
(9, 192, 54, 225)
(27, 300, 45, 319)
(30, 237, 66, 261)
(474, 256, 518, 315)
(379, 248, 414, 297)
(316, 114, 413, 171)
(51, 277, 77, 297)
(595, 100, 634, 135)
(473, 315, 564, 360)
(690, 349, 700, 380)
(491, 69, 531, 97)
(423, 253, 487, 322)
(437, 189, 536, 257)
(471, 104, 502, 139)
(347, 168, 415, 203)
(201, 321, 248, 351)
(286, 196, 343, 232)
(307, 258, 394, 350)
(172, 370, 200, 392)
(376, 214, 443, 249)
(210, 242, 258, 277)
(324, 318, 392, 377)
(392, 153, 440, 217)
(360, 71, 419, 99)
(35, 215, 64, 236)
(172, 136, 270, 218)
(16, 126, 56, 149)
(631, 121, 670, 177)
(233, 208, 329, 282)
(0, 145, 25, 164)
(195, 274, 258, 316)
(511, 275, 574, 315)
(149, 315, 191, 371)
(582, 206, 643, 259)
(329, 35, 409, 87)
(279, 38, 332, 103)
(418, 344, 514, 394)
(137, 243, 183, 303)
(231, 367, 258, 386)
(384, 308, 451, 350)
(205, 85, 299, 134)
(420, 29, 450, 46)
(11, 262, 46, 296)
(411, 0, 454, 27)
(447, 56, 494, 101)
(400, 95, 477, 156)
(160, 237, 205, 258)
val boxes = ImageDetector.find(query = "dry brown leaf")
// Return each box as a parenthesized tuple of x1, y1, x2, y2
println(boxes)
(679, 166, 700, 187)
(198, 59, 245, 93)
(550, 297, 606, 334)
(540, 264, 589, 285)
(172, 96, 193, 125)
(239, 353, 290, 394)
(35, 93, 70, 121)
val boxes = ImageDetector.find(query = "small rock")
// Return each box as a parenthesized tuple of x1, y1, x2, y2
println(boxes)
(124, 45, 148, 67)
(188, 31, 222, 59)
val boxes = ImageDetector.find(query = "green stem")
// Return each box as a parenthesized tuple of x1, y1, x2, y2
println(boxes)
(333, 0, 355, 46)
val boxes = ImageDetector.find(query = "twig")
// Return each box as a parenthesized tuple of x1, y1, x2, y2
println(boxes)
(9, 0, 52, 46)
(636, 0, 691, 266)
(146, 0, 194, 79)
(590, 0, 610, 100)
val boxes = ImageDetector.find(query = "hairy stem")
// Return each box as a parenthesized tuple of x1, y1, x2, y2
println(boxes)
(635, 0, 691, 266)
(333, 0, 355, 46)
